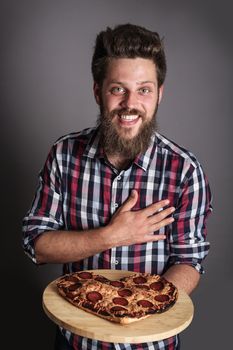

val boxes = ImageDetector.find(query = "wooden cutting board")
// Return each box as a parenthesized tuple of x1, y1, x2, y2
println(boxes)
(42, 269, 194, 343)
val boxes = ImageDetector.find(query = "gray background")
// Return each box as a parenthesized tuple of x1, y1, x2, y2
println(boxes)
(1, 0, 232, 349)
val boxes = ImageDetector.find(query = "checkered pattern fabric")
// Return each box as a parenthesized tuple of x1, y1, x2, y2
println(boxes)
(22, 127, 212, 349)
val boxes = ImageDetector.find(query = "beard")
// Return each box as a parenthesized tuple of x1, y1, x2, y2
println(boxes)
(97, 103, 159, 160)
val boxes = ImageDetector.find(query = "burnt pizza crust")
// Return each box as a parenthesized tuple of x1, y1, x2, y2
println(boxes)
(56, 271, 178, 324)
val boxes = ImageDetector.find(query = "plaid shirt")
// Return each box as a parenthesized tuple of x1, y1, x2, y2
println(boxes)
(22, 127, 212, 350)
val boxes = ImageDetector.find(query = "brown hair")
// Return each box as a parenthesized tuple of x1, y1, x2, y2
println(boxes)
(91, 23, 166, 88)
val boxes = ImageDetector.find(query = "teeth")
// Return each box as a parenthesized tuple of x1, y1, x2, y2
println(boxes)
(120, 115, 138, 121)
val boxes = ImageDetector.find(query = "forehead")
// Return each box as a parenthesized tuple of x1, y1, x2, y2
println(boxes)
(105, 58, 157, 83)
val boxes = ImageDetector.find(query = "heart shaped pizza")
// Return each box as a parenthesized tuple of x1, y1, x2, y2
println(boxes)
(56, 271, 178, 324)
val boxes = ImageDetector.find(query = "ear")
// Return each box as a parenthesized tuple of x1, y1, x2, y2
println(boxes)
(158, 85, 164, 104)
(93, 82, 101, 105)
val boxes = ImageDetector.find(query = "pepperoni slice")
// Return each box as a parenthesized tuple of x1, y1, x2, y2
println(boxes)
(135, 285, 150, 290)
(66, 292, 77, 299)
(118, 289, 133, 297)
(95, 276, 109, 283)
(113, 297, 128, 306)
(133, 276, 147, 284)
(78, 271, 93, 279)
(137, 300, 154, 308)
(67, 282, 82, 291)
(98, 310, 110, 316)
(110, 281, 125, 288)
(155, 294, 170, 302)
(65, 275, 79, 283)
(87, 291, 102, 303)
(150, 281, 164, 291)
(110, 306, 127, 313)
(82, 301, 96, 311)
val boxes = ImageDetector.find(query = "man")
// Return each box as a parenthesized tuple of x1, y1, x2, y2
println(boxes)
(22, 24, 212, 350)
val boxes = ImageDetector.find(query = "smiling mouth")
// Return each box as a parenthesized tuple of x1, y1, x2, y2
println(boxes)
(110, 108, 144, 122)
(119, 114, 139, 121)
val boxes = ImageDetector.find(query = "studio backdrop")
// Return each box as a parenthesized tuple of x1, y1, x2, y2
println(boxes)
(1, 1, 232, 349)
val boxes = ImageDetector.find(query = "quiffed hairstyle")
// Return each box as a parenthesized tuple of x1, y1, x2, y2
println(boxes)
(91, 23, 167, 88)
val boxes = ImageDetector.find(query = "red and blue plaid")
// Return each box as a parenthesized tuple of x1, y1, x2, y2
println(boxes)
(22, 127, 212, 350)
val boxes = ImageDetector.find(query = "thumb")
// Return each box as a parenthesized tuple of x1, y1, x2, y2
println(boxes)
(120, 189, 138, 212)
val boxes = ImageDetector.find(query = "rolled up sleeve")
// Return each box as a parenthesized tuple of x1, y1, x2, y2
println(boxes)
(168, 162, 213, 274)
(22, 145, 64, 263)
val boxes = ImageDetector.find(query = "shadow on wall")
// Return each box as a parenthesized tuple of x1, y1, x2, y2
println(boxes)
(0, 131, 60, 348)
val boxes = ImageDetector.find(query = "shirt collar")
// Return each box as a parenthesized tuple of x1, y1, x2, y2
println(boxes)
(83, 127, 103, 159)
(83, 127, 157, 172)
(133, 134, 157, 171)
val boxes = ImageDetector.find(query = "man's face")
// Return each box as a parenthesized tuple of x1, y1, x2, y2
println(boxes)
(94, 58, 163, 158)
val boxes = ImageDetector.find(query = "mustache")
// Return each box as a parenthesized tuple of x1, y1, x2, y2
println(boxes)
(109, 108, 146, 119)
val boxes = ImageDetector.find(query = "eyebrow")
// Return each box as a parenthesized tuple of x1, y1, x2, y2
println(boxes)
(109, 80, 156, 86)
(136, 81, 156, 86)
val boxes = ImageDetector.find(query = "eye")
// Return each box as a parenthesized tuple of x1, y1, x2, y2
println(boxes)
(110, 87, 126, 95)
(138, 87, 151, 95)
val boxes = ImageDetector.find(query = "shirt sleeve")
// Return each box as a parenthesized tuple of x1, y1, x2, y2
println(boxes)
(22, 144, 64, 264)
(167, 161, 213, 274)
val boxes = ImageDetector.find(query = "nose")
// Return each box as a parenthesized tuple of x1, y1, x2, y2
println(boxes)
(120, 91, 138, 110)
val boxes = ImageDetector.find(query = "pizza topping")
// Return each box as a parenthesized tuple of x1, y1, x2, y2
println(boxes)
(118, 288, 133, 297)
(86, 291, 102, 303)
(137, 299, 154, 308)
(110, 306, 128, 312)
(133, 276, 147, 284)
(113, 297, 128, 306)
(82, 301, 96, 311)
(78, 271, 93, 279)
(150, 281, 164, 291)
(66, 292, 77, 299)
(110, 280, 125, 288)
(65, 275, 79, 283)
(135, 285, 150, 290)
(56, 271, 178, 324)
(168, 286, 176, 295)
(155, 294, 170, 302)
(67, 282, 82, 291)
(98, 309, 110, 316)
(95, 276, 109, 283)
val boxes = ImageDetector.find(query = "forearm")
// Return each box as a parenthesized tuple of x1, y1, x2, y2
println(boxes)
(34, 226, 111, 264)
(34, 194, 173, 264)
(163, 264, 200, 295)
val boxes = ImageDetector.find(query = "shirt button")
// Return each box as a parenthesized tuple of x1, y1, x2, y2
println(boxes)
(117, 175, 121, 180)
(111, 259, 119, 265)
(113, 203, 118, 208)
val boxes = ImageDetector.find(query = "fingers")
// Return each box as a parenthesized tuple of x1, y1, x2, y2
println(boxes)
(145, 233, 167, 242)
(120, 194, 172, 216)
(144, 199, 171, 217)
(151, 216, 174, 232)
(116, 194, 175, 240)
(119, 189, 138, 213)
(144, 204, 174, 242)
(148, 206, 175, 225)
(147, 205, 174, 233)
(144, 215, 174, 243)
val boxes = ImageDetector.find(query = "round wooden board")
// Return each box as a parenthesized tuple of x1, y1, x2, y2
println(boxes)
(42, 269, 194, 343)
